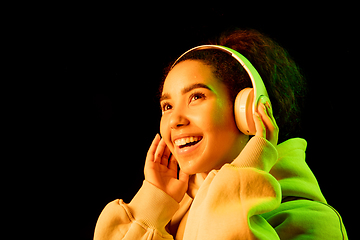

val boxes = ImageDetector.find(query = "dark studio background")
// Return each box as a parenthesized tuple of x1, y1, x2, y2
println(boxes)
(15, 3, 356, 239)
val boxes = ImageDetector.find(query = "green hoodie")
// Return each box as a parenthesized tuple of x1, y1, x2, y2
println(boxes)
(94, 137, 348, 239)
(262, 138, 347, 239)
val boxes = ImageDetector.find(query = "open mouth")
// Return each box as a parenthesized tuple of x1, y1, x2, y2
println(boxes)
(174, 136, 203, 149)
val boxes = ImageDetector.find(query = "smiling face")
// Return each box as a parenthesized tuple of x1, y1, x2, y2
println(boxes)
(160, 60, 249, 175)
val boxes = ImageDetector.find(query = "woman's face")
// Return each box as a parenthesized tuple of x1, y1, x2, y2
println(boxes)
(160, 60, 248, 175)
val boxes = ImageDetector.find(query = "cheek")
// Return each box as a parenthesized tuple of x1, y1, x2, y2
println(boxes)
(201, 100, 236, 133)
(202, 102, 240, 155)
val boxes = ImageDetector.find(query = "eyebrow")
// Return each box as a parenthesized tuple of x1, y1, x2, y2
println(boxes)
(160, 83, 212, 102)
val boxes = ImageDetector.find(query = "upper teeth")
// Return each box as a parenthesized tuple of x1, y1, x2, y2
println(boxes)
(174, 136, 202, 147)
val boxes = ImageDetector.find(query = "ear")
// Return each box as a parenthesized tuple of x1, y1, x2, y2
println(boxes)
(234, 88, 256, 135)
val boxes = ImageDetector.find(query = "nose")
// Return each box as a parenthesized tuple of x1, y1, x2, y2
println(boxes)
(169, 108, 190, 129)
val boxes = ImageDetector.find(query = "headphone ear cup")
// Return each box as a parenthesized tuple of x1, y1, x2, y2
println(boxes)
(234, 88, 256, 135)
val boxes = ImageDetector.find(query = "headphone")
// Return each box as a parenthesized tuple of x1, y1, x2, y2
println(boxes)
(172, 45, 270, 135)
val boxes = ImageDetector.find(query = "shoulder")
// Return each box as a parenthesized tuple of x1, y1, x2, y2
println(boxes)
(261, 200, 347, 240)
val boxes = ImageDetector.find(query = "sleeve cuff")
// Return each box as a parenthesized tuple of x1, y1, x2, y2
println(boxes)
(128, 180, 179, 230)
(230, 136, 278, 172)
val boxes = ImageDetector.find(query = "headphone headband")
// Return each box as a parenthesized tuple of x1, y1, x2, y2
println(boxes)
(172, 45, 269, 116)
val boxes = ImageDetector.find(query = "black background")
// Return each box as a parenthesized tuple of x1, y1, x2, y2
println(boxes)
(15, 3, 356, 239)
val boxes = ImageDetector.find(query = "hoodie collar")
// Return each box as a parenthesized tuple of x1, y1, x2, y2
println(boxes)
(272, 138, 326, 203)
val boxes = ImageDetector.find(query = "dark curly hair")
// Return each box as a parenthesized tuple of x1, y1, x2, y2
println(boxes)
(160, 29, 307, 143)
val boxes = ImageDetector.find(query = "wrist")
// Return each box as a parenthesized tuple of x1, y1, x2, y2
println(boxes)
(128, 181, 179, 230)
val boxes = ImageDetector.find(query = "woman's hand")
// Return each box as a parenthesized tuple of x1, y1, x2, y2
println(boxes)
(253, 98, 279, 146)
(144, 134, 189, 203)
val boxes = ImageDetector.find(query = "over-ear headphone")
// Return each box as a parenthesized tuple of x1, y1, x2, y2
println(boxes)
(172, 45, 270, 135)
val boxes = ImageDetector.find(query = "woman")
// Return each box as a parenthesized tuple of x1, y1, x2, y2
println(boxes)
(94, 29, 347, 239)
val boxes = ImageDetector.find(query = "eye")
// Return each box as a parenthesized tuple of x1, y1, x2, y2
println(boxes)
(189, 92, 206, 103)
(161, 102, 173, 112)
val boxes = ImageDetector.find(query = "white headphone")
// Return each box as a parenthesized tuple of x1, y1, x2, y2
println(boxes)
(172, 45, 270, 135)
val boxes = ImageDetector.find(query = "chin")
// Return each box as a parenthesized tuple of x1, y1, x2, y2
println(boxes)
(177, 155, 213, 175)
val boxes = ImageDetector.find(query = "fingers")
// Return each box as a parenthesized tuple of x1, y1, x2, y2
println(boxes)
(253, 111, 266, 138)
(148, 134, 173, 167)
(254, 100, 279, 146)
(153, 137, 167, 163)
(258, 102, 272, 135)
(168, 154, 178, 172)
(146, 134, 161, 163)
(160, 140, 171, 167)
(178, 169, 190, 183)
(260, 102, 278, 132)
(262, 102, 279, 146)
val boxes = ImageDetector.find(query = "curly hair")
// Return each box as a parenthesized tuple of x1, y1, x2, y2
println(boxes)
(160, 29, 307, 143)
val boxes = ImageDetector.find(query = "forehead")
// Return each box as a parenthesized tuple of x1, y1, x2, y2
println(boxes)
(162, 60, 218, 93)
